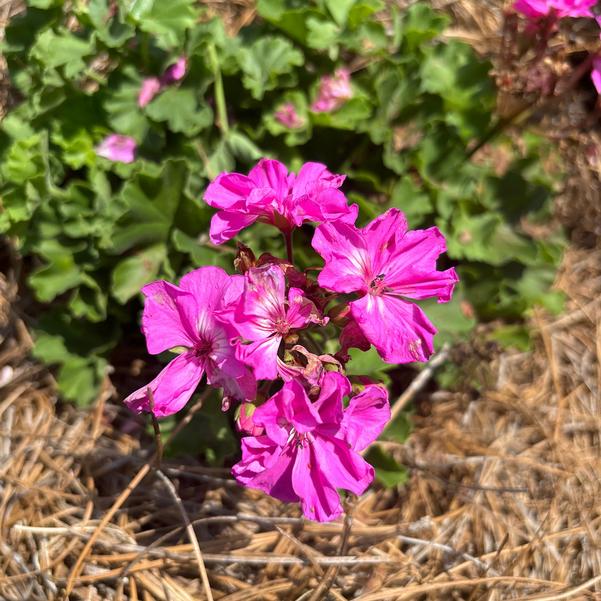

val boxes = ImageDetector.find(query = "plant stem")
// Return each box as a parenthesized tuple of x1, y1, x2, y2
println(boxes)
(284, 230, 294, 263)
(208, 43, 229, 134)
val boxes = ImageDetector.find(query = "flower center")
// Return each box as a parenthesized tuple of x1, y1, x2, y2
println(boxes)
(369, 274, 387, 296)
(274, 317, 291, 336)
(195, 338, 213, 358)
(286, 426, 311, 448)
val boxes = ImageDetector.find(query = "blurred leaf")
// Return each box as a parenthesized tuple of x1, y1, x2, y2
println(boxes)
(488, 324, 531, 352)
(112, 160, 187, 253)
(31, 29, 94, 79)
(165, 395, 237, 463)
(381, 411, 412, 443)
(324, 0, 356, 26)
(238, 36, 303, 100)
(364, 445, 409, 488)
(130, 0, 198, 49)
(88, 0, 135, 47)
(146, 88, 213, 134)
(111, 243, 167, 303)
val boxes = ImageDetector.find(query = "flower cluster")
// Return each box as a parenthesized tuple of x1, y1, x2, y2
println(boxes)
(124, 159, 458, 521)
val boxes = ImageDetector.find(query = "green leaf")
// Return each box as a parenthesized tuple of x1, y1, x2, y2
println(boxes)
(111, 243, 166, 303)
(111, 160, 187, 253)
(31, 29, 94, 79)
(389, 176, 432, 226)
(400, 3, 449, 49)
(346, 347, 389, 386)
(58, 356, 106, 407)
(226, 131, 263, 163)
(88, 0, 135, 47)
(324, 0, 356, 26)
(28, 249, 85, 302)
(238, 36, 304, 100)
(171, 229, 229, 268)
(381, 411, 412, 443)
(129, 0, 198, 49)
(306, 17, 339, 52)
(104, 68, 149, 139)
(146, 88, 213, 134)
(164, 395, 237, 463)
(364, 446, 409, 488)
(311, 96, 372, 130)
(488, 324, 531, 352)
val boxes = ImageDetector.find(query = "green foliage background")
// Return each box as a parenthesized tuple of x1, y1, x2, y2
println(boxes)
(0, 0, 563, 419)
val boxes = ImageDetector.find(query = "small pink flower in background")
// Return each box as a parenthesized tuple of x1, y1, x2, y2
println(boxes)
(138, 77, 162, 107)
(96, 134, 137, 163)
(231, 264, 326, 381)
(312, 208, 458, 364)
(138, 56, 187, 107)
(311, 68, 353, 113)
(275, 102, 304, 128)
(591, 56, 601, 94)
(232, 372, 390, 522)
(124, 267, 256, 417)
(514, 0, 597, 18)
(162, 56, 187, 85)
(203, 159, 357, 244)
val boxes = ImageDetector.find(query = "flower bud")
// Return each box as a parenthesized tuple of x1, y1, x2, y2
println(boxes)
(234, 243, 256, 274)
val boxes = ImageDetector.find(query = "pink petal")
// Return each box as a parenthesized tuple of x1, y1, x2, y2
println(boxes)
(204, 173, 255, 210)
(140, 280, 198, 355)
(209, 210, 259, 245)
(293, 162, 345, 196)
(312, 434, 374, 495)
(232, 437, 299, 503)
(592, 56, 601, 94)
(351, 293, 436, 363)
(313, 221, 370, 293)
(162, 56, 187, 84)
(312, 371, 350, 426)
(292, 444, 343, 522)
(179, 266, 233, 315)
(364, 208, 408, 272)
(513, 0, 549, 17)
(248, 159, 292, 201)
(278, 378, 321, 433)
(341, 384, 390, 451)
(95, 134, 136, 163)
(383, 227, 458, 302)
(286, 287, 326, 329)
(236, 336, 282, 380)
(123, 351, 204, 417)
(234, 265, 286, 341)
(138, 77, 162, 107)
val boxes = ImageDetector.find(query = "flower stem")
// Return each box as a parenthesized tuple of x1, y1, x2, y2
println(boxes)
(284, 230, 294, 263)
(208, 43, 229, 134)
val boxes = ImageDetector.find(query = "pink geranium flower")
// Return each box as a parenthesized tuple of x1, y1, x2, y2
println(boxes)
(95, 134, 136, 163)
(203, 159, 358, 244)
(311, 68, 353, 113)
(275, 102, 304, 128)
(124, 267, 256, 418)
(312, 208, 458, 364)
(138, 77, 162, 107)
(514, 0, 596, 18)
(231, 264, 326, 381)
(138, 56, 187, 107)
(232, 372, 390, 522)
(161, 56, 187, 85)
